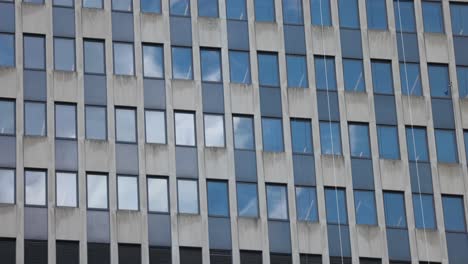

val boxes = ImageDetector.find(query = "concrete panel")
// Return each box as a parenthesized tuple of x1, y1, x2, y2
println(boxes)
(204, 148, 229, 180)
(237, 218, 263, 250)
(177, 214, 204, 247)
(55, 139, 78, 171)
(53, 71, 79, 102)
(460, 100, 468, 128)
(296, 222, 323, 254)
(379, 159, 407, 191)
(22, 4, 49, 34)
(234, 150, 257, 182)
(345, 92, 370, 122)
(116, 211, 143, 244)
(23, 136, 51, 169)
(414, 229, 442, 262)
(310, 26, 338, 56)
(82, 8, 111, 39)
(268, 220, 292, 254)
(321, 155, 347, 187)
(145, 144, 170, 176)
(0, 68, 18, 98)
(176, 146, 198, 178)
(367, 30, 394, 59)
(438, 164, 465, 195)
(287, 88, 314, 118)
(115, 143, 139, 175)
(0, 136, 16, 167)
(140, 13, 169, 43)
(55, 207, 82, 241)
(87, 210, 110, 243)
(356, 225, 383, 258)
(208, 217, 232, 250)
(424, 33, 449, 63)
(113, 76, 138, 107)
(197, 18, 222, 48)
(24, 207, 48, 240)
(262, 152, 289, 183)
(172, 80, 199, 111)
(85, 140, 111, 172)
(255, 23, 281, 52)
(148, 213, 172, 247)
(230, 83, 256, 115)
(0, 205, 17, 238)
(401, 96, 430, 127)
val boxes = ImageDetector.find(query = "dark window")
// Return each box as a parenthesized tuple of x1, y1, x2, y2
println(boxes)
(266, 184, 288, 220)
(291, 119, 313, 154)
(177, 179, 199, 214)
(54, 38, 75, 71)
(442, 195, 466, 232)
(233, 115, 255, 150)
(406, 127, 429, 162)
(112, 0, 132, 11)
(383, 192, 407, 228)
(117, 175, 139, 210)
(226, 0, 246, 20)
(240, 250, 262, 264)
(258, 53, 279, 87)
(366, 0, 388, 30)
(400, 62, 422, 96)
(24, 0, 44, 4)
(371, 60, 393, 94)
(175, 112, 196, 146)
(113, 42, 135, 76)
(229, 50, 251, 84)
(88, 243, 110, 264)
(412, 193, 436, 229)
(393, 0, 416, 32)
(201, 48, 222, 82)
(349, 123, 371, 158)
(143, 44, 164, 78)
(145, 110, 166, 144)
(25, 240, 47, 264)
(338, 0, 359, 28)
(343, 59, 365, 92)
(435, 129, 458, 163)
(198, 0, 218, 17)
(457, 66, 468, 98)
(286, 55, 308, 88)
(115, 108, 137, 143)
(282, 0, 303, 24)
(24, 35, 45, 70)
(428, 64, 450, 97)
(55, 104, 77, 139)
(0, 238, 15, 264)
(83, 0, 103, 8)
(0, 100, 15, 135)
(270, 254, 292, 264)
(84, 40, 105, 74)
(311, 0, 331, 26)
(210, 250, 232, 264)
(325, 188, 347, 224)
(314, 56, 337, 90)
(56, 241, 79, 264)
(56, 172, 78, 207)
(237, 183, 259, 218)
(354, 190, 377, 225)
(87, 174, 108, 209)
(207, 180, 229, 217)
(0, 169, 15, 204)
(450, 3, 468, 36)
(465, 131, 468, 164)
(255, 0, 275, 22)
(118, 244, 141, 264)
(149, 247, 171, 264)
(262, 117, 284, 152)
(85, 106, 107, 140)
(147, 177, 169, 213)
(319, 121, 342, 155)
(25, 101, 46, 136)
(296, 186, 318, 222)
(360, 258, 382, 264)
(172, 47, 193, 80)
(204, 114, 225, 147)
(422, 1, 444, 33)
(25, 170, 47, 206)
(141, 0, 161, 13)
(300, 254, 322, 264)
(170, 0, 190, 16)
(180, 247, 202, 264)
(0, 33, 14, 67)
(377, 125, 400, 159)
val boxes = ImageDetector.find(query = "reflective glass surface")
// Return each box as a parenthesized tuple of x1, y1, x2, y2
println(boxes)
(87, 174, 108, 209)
(0, 100, 15, 135)
(296, 187, 318, 222)
(258, 53, 279, 87)
(207, 181, 229, 216)
(143, 45, 164, 78)
(287, 55, 308, 88)
(145, 110, 166, 144)
(229, 51, 251, 84)
(383, 192, 407, 228)
(148, 177, 169, 212)
(226, 0, 246, 20)
(319, 121, 342, 155)
(116, 108, 136, 143)
(262, 118, 284, 152)
(175, 112, 196, 146)
(255, 0, 275, 22)
(291, 119, 312, 154)
(400, 62, 422, 96)
(25, 170, 46, 206)
(394, 0, 416, 32)
(54, 38, 75, 71)
(311, 0, 331, 26)
(412, 194, 436, 229)
(348, 123, 371, 158)
(266, 185, 288, 220)
(422, 1, 444, 33)
(172, 47, 193, 80)
(85, 106, 107, 140)
(377, 125, 400, 159)
(113, 42, 134, 76)
(0, 33, 15, 67)
(406, 127, 429, 162)
(0, 169, 14, 204)
(457, 66, 468, 98)
(233, 116, 254, 150)
(117, 175, 138, 210)
(24, 35, 45, 70)
(435, 129, 458, 163)
(237, 183, 259, 217)
(366, 0, 387, 30)
(170, 0, 190, 16)
(343, 59, 365, 92)
(83, 0, 103, 8)
(56, 172, 77, 207)
(371, 60, 393, 94)
(112, 0, 132, 11)
(442, 195, 466, 232)
(354, 191, 377, 225)
(428, 64, 450, 97)
(178, 179, 199, 214)
(55, 104, 76, 139)
(25, 102, 46, 136)
(282, 0, 303, 24)
(84, 40, 105, 74)
(201, 49, 222, 82)
(451, 3, 468, 36)
(325, 188, 347, 224)
(198, 0, 218, 17)
(204, 114, 225, 147)
(141, 0, 161, 13)
(338, 0, 360, 28)
(314, 56, 337, 90)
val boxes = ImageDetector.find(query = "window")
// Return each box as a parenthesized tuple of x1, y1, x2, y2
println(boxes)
(54, 38, 75, 71)
(371, 60, 393, 94)
(286, 55, 308, 88)
(143, 44, 164, 78)
(393, 0, 416, 32)
(325, 188, 347, 224)
(400, 62, 422, 96)
(204, 114, 225, 147)
(343, 59, 365, 92)
(24, 35, 45, 70)
(56, 241, 79, 264)
(457, 66, 468, 98)
(435, 129, 458, 163)
(428, 64, 450, 97)
(175, 112, 196, 146)
(85, 106, 107, 140)
(112, 0, 132, 11)
(254, 0, 275, 22)
(290, 119, 312, 154)
(237, 183, 259, 217)
(442, 195, 466, 232)
(314, 56, 337, 90)
(56, 172, 77, 207)
(25, 102, 46, 136)
(338, 0, 359, 28)
(113, 42, 134, 76)
(207, 181, 229, 217)
(141, 0, 161, 13)
(55, 104, 77, 139)
(145, 110, 166, 144)
(366, 0, 387, 30)
(383, 192, 407, 228)
(83, 0, 103, 8)
(117, 175, 139, 210)
(0, 33, 15, 67)
(87, 174, 108, 209)
(377, 125, 400, 159)
(0, 169, 15, 204)
(226, 0, 246, 20)
(147, 177, 169, 213)
(258, 53, 279, 87)
(170, 0, 190, 16)
(412, 193, 436, 229)
(262, 118, 284, 152)
(319, 121, 342, 155)
(233, 116, 254, 150)
(422, 1, 444, 33)
(198, 0, 218, 17)
(229, 51, 251, 84)
(354, 190, 377, 225)
(172, 47, 193, 80)
(0, 100, 15, 135)
(266, 184, 288, 220)
(311, 0, 331, 26)
(201, 49, 222, 82)
(450, 3, 468, 36)
(115, 108, 136, 143)
(25, 170, 47, 206)
(84, 40, 105, 74)
(177, 179, 199, 214)
(465, 131, 468, 164)
(348, 123, 371, 158)
(406, 127, 429, 162)
(296, 186, 318, 222)
(282, 0, 303, 24)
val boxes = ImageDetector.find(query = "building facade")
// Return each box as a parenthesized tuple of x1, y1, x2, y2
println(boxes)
(0, 0, 468, 263)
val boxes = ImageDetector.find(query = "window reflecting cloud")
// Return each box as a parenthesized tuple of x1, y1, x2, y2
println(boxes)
(0, 169, 14, 204)
(87, 174, 108, 209)
(25, 170, 46, 206)
(118, 175, 138, 210)
(175, 112, 195, 146)
(204, 115, 224, 147)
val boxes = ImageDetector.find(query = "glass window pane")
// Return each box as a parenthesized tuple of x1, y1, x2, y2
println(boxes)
(0, 169, 15, 204)
(116, 108, 136, 143)
(255, 0, 275, 22)
(457, 66, 468, 99)
(406, 127, 429, 162)
(450, 3, 468, 36)
(112, 0, 132, 11)
(201, 49, 222, 82)
(207, 181, 229, 216)
(348, 123, 371, 158)
(366, 0, 387, 30)
(83, 0, 103, 8)
(113, 42, 134, 76)
(442, 195, 466, 232)
(56, 172, 77, 207)
(175, 112, 196, 146)
(258, 53, 279, 87)
(343, 59, 365, 92)
(143, 45, 164, 78)
(291, 119, 312, 154)
(354, 190, 377, 225)
(229, 50, 251, 84)
(85, 106, 107, 140)
(237, 183, 258, 217)
(204, 114, 225, 147)
(428, 64, 450, 97)
(24, 35, 45, 70)
(394, 0, 416, 32)
(55, 104, 77, 139)
(383, 192, 407, 228)
(170, 0, 190, 16)
(320, 121, 342, 155)
(296, 187, 318, 222)
(377, 125, 400, 159)
(25, 170, 46, 206)
(262, 118, 284, 152)
(371, 60, 393, 94)
(25, 102, 46, 136)
(311, 0, 331, 26)
(178, 179, 199, 214)
(117, 175, 139, 210)
(465, 131, 468, 164)
(325, 188, 347, 224)
(338, 0, 359, 28)
(54, 38, 75, 71)
(314, 56, 337, 90)
(412, 194, 436, 229)
(172, 47, 193, 80)
(84, 40, 105, 74)
(0, 100, 15, 135)
(0, 33, 15, 67)
(148, 177, 169, 212)
(287, 55, 308, 88)
(282, 0, 303, 24)
(266, 185, 288, 220)
(422, 1, 444, 33)
(198, 0, 218, 17)
(435, 129, 458, 163)
(233, 116, 254, 150)
(226, 0, 246, 20)
(145, 110, 166, 144)
(141, 0, 161, 13)
(400, 62, 422, 96)
(87, 174, 108, 209)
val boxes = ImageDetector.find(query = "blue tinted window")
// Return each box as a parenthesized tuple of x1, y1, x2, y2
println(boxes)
(255, 0, 275, 22)
(170, 0, 190, 16)
(412, 194, 436, 229)
(207, 181, 229, 217)
(258, 53, 279, 87)
(320, 121, 342, 155)
(55, 104, 77, 139)
(115, 108, 136, 143)
(141, 0, 161, 13)
(201, 49, 222, 82)
(383, 192, 407, 228)
(422, 1, 444, 33)
(428, 64, 450, 97)
(237, 183, 259, 217)
(349, 123, 371, 158)
(325, 188, 347, 224)
(143, 44, 164, 78)
(343, 59, 365, 92)
(442, 195, 466, 232)
(178, 179, 199, 214)
(400, 62, 422, 96)
(54, 38, 75, 72)
(311, 0, 331, 26)
(113, 42, 134, 76)
(0, 100, 15, 135)
(83, 0, 103, 8)
(283, 0, 303, 24)
(338, 0, 359, 28)
(262, 118, 284, 152)
(366, 0, 387, 30)
(0, 33, 14, 67)
(435, 129, 458, 163)
(296, 187, 318, 222)
(25, 102, 46, 136)
(233, 116, 255, 150)
(229, 50, 251, 84)
(354, 191, 377, 225)
(24, 35, 45, 70)
(291, 119, 312, 154)
(266, 184, 288, 220)
(86, 106, 107, 140)
(226, 0, 246, 20)
(465, 131, 468, 164)
(371, 60, 393, 94)
(394, 0, 416, 32)
(450, 3, 468, 36)
(457, 66, 468, 98)
(172, 47, 193, 80)
(314, 56, 337, 90)
(112, 0, 132, 11)
(377, 125, 400, 159)
(84, 40, 105, 74)
(406, 127, 429, 162)
(287, 55, 308, 88)
(198, 0, 218, 17)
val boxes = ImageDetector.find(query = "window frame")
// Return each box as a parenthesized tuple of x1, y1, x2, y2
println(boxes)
(383, 191, 408, 229)
(86, 173, 109, 210)
(393, 0, 416, 33)
(174, 111, 197, 147)
(0, 168, 16, 205)
(24, 100, 47, 137)
(228, 50, 251, 84)
(348, 122, 372, 159)
(53, 37, 76, 72)
(112, 41, 135, 76)
(203, 113, 226, 148)
(324, 187, 348, 225)
(225, 0, 247, 20)
(343, 58, 366, 93)
(434, 129, 459, 164)
(290, 118, 313, 155)
(177, 178, 200, 215)
(353, 189, 378, 226)
(295, 185, 319, 222)
(23, 34, 46, 71)
(442, 194, 467, 233)
(412, 192, 437, 230)
(115, 107, 138, 144)
(0, 98, 16, 136)
(83, 39, 106, 75)
(400, 62, 422, 96)
(257, 52, 280, 88)
(266, 183, 289, 221)
(207, 180, 230, 217)
(200, 47, 223, 83)
(311, 0, 332, 26)
(236, 181, 259, 218)
(55, 171, 78, 208)
(377, 124, 401, 160)
(261, 117, 285, 152)
(282, 0, 304, 25)
(232, 114, 255, 151)
(171, 46, 194, 80)
(144, 109, 167, 144)
(85, 105, 108, 141)
(54, 103, 77, 140)
(286, 54, 309, 88)
(147, 176, 170, 214)
(24, 169, 48, 207)
(117, 174, 140, 211)
(319, 121, 342, 156)
(142, 43, 165, 79)
(314, 55, 337, 91)
(83, 0, 103, 9)
(0, 32, 15, 67)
